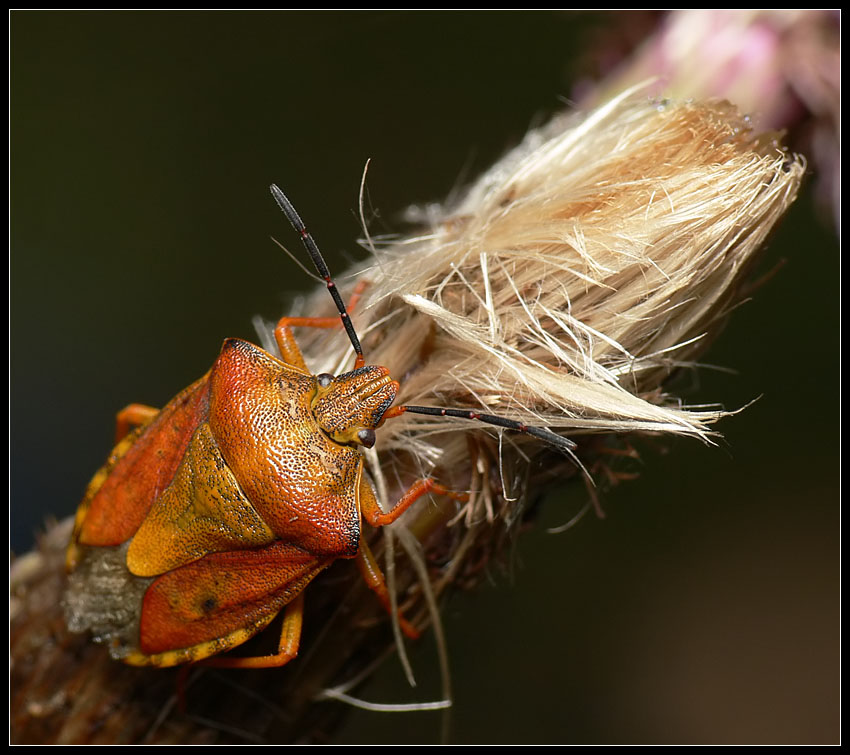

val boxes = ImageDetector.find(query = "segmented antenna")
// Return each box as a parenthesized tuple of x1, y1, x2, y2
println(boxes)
(384, 405, 577, 453)
(270, 183, 575, 457)
(270, 184, 364, 365)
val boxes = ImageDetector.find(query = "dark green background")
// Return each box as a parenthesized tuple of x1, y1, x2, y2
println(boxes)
(11, 10, 839, 744)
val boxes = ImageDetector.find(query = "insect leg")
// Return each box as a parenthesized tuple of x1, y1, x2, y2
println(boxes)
(114, 403, 159, 443)
(274, 279, 369, 371)
(355, 538, 420, 640)
(202, 592, 305, 669)
(361, 478, 470, 529)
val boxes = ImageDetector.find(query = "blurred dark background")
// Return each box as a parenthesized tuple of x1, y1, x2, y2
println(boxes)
(11, 10, 839, 745)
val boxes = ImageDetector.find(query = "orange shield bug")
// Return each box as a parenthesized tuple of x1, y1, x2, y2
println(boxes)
(64, 184, 576, 669)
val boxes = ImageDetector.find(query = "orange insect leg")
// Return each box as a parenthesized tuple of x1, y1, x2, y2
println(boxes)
(275, 279, 368, 371)
(354, 479, 468, 638)
(202, 592, 305, 670)
(361, 478, 469, 529)
(355, 538, 420, 640)
(114, 403, 158, 443)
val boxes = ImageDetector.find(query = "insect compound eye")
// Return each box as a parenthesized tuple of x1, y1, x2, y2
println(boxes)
(316, 373, 334, 388)
(357, 428, 376, 448)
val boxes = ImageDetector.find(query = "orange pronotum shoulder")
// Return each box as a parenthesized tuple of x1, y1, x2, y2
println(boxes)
(65, 337, 392, 667)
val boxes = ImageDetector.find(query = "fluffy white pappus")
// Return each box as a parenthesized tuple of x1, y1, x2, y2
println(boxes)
(254, 105, 809, 608)
(277, 89, 802, 475)
(250, 89, 807, 667)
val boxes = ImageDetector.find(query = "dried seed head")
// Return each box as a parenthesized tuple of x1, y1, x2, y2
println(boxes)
(293, 89, 802, 450)
(265, 87, 803, 587)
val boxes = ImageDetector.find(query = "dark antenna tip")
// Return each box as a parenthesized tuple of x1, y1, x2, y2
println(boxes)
(270, 184, 364, 362)
(270, 184, 576, 460)
(396, 405, 577, 455)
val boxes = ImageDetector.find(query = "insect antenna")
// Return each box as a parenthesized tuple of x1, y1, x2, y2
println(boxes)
(270, 184, 364, 366)
(384, 405, 577, 454)
(270, 184, 576, 459)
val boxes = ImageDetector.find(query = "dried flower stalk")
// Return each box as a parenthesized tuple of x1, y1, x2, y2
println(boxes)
(11, 88, 804, 744)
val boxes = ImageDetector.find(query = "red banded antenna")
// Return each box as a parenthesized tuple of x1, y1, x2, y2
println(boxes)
(270, 184, 364, 366)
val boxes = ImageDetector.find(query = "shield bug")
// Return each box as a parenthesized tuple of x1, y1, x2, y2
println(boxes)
(64, 184, 576, 669)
